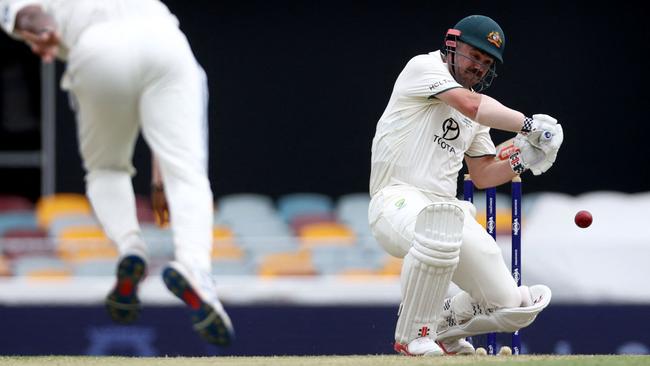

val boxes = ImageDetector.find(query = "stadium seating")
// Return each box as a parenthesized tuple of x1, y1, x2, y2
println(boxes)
(335, 192, 370, 224)
(212, 257, 256, 276)
(0, 211, 38, 237)
(216, 193, 277, 223)
(35, 193, 92, 229)
(72, 258, 117, 276)
(0, 191, 394, 279)
(335, 192, 372, 237)
(57, 225, 117, 261)
(277, 192, 334, 224)
(212, 226, 244, 260)
(297, 222, 355, 246)
(379, 256, 403, 276)
(12, 255, 71, 278)
(0, 195, 34, 212)
(258, 249, 316, 277)
(48, 214, 98, 238)
(289, 212, 337, 234)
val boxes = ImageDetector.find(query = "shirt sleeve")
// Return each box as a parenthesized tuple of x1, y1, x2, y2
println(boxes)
(465, 124, 496, 158)
(397, 53, 463, 99)
(1, 0, 45, 38)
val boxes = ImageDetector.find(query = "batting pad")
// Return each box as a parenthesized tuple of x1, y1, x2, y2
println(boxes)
(436, 284, 552, 342)
(395, 203, 464, 344)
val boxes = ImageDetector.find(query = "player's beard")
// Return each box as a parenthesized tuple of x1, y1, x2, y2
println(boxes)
(454, 64, 484, 89)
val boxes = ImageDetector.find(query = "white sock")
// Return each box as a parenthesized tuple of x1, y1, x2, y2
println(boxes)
(86, 170, 148, 262)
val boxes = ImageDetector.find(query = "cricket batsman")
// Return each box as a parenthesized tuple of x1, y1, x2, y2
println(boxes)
(368, 15, 563, 356)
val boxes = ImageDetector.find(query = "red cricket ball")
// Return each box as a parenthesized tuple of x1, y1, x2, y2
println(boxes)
(574, 210, 593, 228)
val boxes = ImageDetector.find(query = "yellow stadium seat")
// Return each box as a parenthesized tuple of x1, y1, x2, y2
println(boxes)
(212, 244, 244, 260)
(57, 225, 117, 261)
(337, 268, 379, 279)
(212, 225, 243, 259)
(213, 225, 234, 240)
(36, 193, 92, 229)
(212, 241, 244, 259)
(258, 250, 316, 277)
(298, 222, 355, 246)
(379, 255, 403, 276)
(26, 268, 72, 280)
(59, 225, 106, 240)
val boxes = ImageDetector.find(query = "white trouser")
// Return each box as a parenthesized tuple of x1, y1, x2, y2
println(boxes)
(63, 17, 213, 272)
(368, 184, 521, 308)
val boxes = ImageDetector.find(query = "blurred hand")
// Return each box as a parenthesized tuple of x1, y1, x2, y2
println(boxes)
(151, 183, 169, 228)
(494, 137, 517, 161)
(18, 29, 60, 63)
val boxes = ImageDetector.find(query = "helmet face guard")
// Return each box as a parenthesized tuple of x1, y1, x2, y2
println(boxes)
(444, 29, 498, 92)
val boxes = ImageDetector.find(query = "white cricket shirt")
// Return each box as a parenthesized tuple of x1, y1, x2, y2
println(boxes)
(0, 0, 177, 60)
(370, 50, 496, 197)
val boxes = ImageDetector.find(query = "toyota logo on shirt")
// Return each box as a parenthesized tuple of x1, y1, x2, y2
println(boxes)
(441, 118, 460, 140)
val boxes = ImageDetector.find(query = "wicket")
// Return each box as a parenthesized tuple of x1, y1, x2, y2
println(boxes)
(463, 174, 522, 355)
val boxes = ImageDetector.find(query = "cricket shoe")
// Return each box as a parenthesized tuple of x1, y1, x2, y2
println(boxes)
(436, 338, 476, 355)
(105, 255, 147, 324)
(162, 261, 234, 346)
(394, 337, 444, 356)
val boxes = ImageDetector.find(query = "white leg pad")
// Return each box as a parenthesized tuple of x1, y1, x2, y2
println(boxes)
(436, 284, 552, 342)
(395, 203, 464, 344)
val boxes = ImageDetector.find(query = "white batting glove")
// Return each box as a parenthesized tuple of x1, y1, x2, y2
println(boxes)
(521, 114, 562, 151)
(528, 150, 558, 175)
(536, 122, 564, 156)
(531, 129, 562, 175)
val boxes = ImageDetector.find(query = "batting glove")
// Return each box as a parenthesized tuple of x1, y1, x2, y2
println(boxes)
(521, 114, 563, 152)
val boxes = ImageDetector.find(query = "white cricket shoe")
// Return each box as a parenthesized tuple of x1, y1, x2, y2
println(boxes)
(394, 337, 444, 356)
(436, 338, 476, 355)
(162, 261, 235, 346)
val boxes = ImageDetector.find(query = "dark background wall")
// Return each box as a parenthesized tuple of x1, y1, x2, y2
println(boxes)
(1, 1, 648, 201)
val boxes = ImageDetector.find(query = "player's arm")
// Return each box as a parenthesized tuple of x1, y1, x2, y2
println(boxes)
(436, 88, 528, 133)
(464, 155, 517, 189)
(436, 88, 564, 157)
(12, 5, 60, 62)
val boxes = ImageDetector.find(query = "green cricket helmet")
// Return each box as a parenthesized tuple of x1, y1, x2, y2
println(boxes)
(446, 15, 505, 63)
(444, 15, 504, 91)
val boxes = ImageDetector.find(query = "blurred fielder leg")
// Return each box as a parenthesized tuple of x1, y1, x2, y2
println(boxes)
(138, 20, 233, 345)
(64, 22, 149, 324)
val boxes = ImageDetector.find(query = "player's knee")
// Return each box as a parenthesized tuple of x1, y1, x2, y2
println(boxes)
(519, 285, 533, 307)
(485, 285, 522, 309)
(86, 167, 135, 182)
(86, 168, 134, 183)
(410, 203, 464, 267)
(370, 215, 410, 258)
(455, 200, 476, 218)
